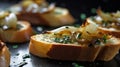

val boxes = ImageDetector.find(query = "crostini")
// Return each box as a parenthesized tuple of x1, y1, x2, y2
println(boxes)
(0, 11, 33, 43)
(85, 8, 120, 38)
(9, 0, 75, 27)
(29, 22, 120, 61)
(0, 40, 10, 67)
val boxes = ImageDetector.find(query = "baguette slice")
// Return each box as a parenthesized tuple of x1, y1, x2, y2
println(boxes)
(16, 7, 75, 27)
(0, 21, 33, 43)
(29, 26, 120, 61)
(86, 17, 120, 38)
(97, 42, 120, 61)
(85, 9, 120, 38)
(98, 27, 120, 38)
(0, 40, 10, 67)
(9, 1, 75, 27)
(29, 38, 102, 61)
(39, 7, 75, 27)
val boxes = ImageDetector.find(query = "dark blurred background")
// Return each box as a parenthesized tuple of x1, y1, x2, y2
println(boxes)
(0, 0, 120, 24)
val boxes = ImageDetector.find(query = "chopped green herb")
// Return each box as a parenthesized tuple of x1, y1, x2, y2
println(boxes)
(89, 39, 101, 47)
(23, 59, 26, 61)
(72, 62, 84, 67)
(91, 8, 96, 14)
(18, 61, 27, 67)
(86, 31, 90, 34)
(12, 45, 18, 49)
(53, 33, 57, 36)
(90, 16, 95, 21)
(103, 35, 107, 43)
(16, 53, 19, 56)
(33, 29, 39, 35)
(76, 33, 82, 39)
(54, 35, 72, 44)
(80, 13, 86, 20)
(65, 26, 69, 29)
(62, 35, 71, 44)
(73, 24, 80, 28)
(54, 37, 61, 43)
(93, 39, 101, 46)
(102, 21, 108, 27)
(22, 54, 30, 59)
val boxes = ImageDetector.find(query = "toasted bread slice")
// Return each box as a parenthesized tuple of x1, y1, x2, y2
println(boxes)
(29, 38, 102, 61)
(29, 26, 120, 61)
(85, 9, 120, 38)
(39, 7, 75, 27)
(97, 42, 120, 61)
(98, 27, 120, 38)
(0, 21, 33, 43)
(16, 7, 75, 26)
(9, 1, 75, 27)
(86, 17, 120, 38)
(0, 40, 10, 67)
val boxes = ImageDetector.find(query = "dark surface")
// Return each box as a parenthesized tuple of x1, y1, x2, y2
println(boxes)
(0, 0, 120, 67)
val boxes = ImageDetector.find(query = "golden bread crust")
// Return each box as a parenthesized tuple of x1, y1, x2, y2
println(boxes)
(17, 12, 50, 25)
(86, 18, 120, 38)
(0, 21, 33, 43)
(10, 3, 75, 26)
(98, 27, 120, 38)
(0, 41, 10, 67)
(29, 26, 120, 61)
(29, 34, 120, 61)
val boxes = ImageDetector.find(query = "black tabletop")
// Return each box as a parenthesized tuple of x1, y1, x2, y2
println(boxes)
(0, 0, 120, 67)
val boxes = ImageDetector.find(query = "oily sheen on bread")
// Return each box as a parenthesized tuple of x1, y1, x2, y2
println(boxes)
(29, 25, 120, 61)
(0, 40, 10, 67)
(0, 12, 33, 43)
(86, 9, 120, 38)
(9, 0, 75, 27)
